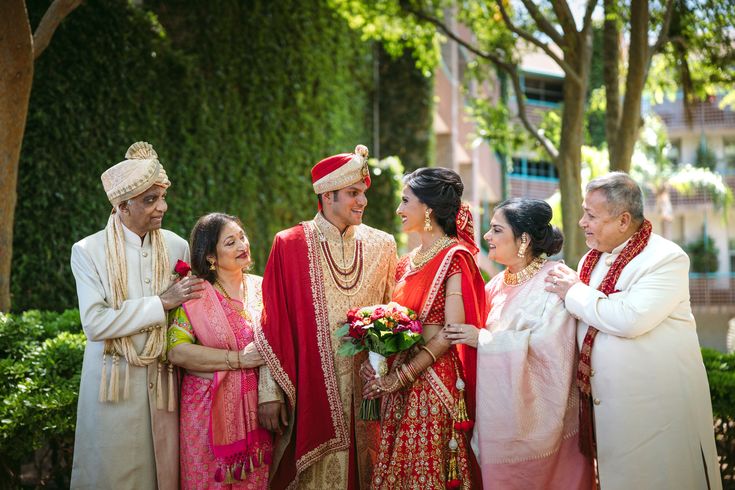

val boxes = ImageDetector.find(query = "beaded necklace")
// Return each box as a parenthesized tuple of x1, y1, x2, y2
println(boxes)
(315, 224, 365, 296)
(503, 256, 547, 287)
(214, 274, 251, 322)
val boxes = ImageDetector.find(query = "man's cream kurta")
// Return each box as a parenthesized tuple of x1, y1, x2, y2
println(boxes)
(70, 224, 188, 490)
(565, 233, 721, 490)
(261, 212, 397, 489)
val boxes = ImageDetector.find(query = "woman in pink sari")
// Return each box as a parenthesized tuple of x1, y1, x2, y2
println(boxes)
(167, 213, 272, 489)
(446, 198, 594, 489)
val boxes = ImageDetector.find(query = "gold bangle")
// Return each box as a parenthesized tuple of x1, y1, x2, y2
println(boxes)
(236, 351, 242, 369)
(445, 291, 463, 298)
(420, 345, 437, 364)
(224, 350, 234, 370)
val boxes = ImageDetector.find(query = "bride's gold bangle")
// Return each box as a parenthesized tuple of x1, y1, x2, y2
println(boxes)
(420, 345, 437, 364)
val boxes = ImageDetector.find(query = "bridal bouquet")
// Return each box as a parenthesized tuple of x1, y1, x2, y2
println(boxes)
(336, 302, 423, 420)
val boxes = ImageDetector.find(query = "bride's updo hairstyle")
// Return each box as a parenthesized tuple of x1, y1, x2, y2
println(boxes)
(495, 198, 564, 257)
(404, 167, 464, 237)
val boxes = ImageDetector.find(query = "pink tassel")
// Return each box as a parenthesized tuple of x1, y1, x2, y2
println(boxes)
(214, 467, 224, 483)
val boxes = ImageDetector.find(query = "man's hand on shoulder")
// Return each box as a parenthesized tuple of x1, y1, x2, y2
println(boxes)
(545, 263, 580, 300)
(159, 276, 206, 310)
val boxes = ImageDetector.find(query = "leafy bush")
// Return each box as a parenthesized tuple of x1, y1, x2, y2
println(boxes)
(0, 310, 84, 488)
(685, 234, 720, 273)
(702, 347, 735, 485)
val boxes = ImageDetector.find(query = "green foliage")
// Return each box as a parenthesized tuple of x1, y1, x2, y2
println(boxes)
(696, 140, 718, 170)
(13, 0, 422, 312)
(701, 347, 735, 483)
(0, 310, 84, 487)
(685, 233, 720, 274)
(375, 46, 435, 172)
(363, 156, 405, 235)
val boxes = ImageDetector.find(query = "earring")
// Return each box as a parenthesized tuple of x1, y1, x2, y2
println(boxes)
(424, 209, 433, 232)
(208, 259, 216, 271)
(517, 234, 528, 258)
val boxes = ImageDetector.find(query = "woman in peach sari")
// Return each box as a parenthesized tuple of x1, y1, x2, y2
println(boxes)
(446, 199, 594, 489)
(362, 168, 486, 489)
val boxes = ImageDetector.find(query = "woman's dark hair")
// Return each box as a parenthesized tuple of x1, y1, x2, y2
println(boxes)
(404, 167, 464, 236)
(494, 198, 563, 257)
(189, 212, 246, 283)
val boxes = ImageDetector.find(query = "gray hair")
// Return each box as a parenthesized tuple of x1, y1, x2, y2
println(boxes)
(586, 172, 644, 221)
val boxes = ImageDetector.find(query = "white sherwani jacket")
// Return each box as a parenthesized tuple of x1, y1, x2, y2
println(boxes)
(565, 233, 721, 490)
(70, 224, 188, 490)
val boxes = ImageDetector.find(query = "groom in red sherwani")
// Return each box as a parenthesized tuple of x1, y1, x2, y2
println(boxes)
(254, 145, 397, 489)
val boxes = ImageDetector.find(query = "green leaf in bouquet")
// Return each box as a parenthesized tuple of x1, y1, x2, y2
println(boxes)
(337, 339, 362, 357)
(397, 332, 424, 351)
(381, 336, 400, 356)
(335, 323, 350, 338)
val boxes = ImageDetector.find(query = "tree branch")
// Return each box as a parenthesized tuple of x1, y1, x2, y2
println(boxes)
(551, 0, 578, 37)
(33, 0, 82, 60)
(581, 0, 599, 34)
(650, 0, 675, 58)
(403, 5, 558, 159)
(495, 0, 582, 86)
(508, 67, 560, 159)
(518, 0, 565, 47)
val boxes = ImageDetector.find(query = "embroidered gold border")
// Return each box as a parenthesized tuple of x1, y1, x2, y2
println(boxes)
(254, 328, 296, 406)
(294, 222, 350, 474)
(417, 246, 468, 419)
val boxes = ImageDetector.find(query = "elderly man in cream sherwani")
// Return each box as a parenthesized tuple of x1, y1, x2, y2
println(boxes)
(547, 172, 721, 490)
(70, 142, 204, 489)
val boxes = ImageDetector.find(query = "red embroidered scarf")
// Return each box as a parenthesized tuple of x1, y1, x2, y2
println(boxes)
(576, 219, 652, 457)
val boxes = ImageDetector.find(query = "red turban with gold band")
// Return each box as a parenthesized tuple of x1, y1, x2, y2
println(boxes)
(311, 145, 371, 200)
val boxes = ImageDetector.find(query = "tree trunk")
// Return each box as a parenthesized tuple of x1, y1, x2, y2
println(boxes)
(609, 0, 649, 172)
(603, 0, 622, 166)
(0, 1, 34, 312)
(557, 30, 594, 267)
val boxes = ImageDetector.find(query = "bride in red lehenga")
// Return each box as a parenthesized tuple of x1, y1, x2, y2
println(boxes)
(362, 168, 486, 489)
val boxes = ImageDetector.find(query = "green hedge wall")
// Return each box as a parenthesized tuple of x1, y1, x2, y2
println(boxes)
(13, 0, 423, 312)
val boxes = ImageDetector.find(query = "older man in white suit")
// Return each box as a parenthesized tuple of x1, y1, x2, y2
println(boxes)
(546, 172, 721, 490)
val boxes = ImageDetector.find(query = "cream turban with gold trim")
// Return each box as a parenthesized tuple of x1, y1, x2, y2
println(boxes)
(101, 142, 171, 206)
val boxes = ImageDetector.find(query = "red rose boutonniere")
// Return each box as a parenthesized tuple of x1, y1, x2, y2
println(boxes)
(173, 260, 191, 278)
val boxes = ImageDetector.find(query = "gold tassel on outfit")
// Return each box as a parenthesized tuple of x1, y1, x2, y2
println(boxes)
(167, 363, 175, 412)
(156, 362, 164, 410)
(108, 354, 120, 402)
(98, 354, 108, 403)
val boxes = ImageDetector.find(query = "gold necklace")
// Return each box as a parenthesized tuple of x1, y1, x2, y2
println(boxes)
(410, 235, 457, 270)
(503, 256, 547, 287)
(215, 274, 251, 322)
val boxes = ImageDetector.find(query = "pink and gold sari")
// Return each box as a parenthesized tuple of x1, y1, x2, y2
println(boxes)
(175, 279, 272, 489)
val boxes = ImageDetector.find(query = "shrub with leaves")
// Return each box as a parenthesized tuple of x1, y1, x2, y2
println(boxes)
(702, 347, 735, 484)
(0, 310, 84, 488)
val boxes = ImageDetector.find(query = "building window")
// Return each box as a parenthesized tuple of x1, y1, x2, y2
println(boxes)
(511, 158, 559, 180)
(723, 137, 735, 173)
(668, 138, 682, 165)
(522, 75, 564, 104)
(729, 238, 735, 274)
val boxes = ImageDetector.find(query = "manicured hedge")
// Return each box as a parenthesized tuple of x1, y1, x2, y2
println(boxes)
(13, 0, 425, 312)
(702, 347, 735, 485)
